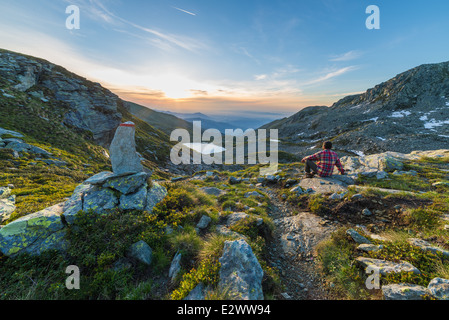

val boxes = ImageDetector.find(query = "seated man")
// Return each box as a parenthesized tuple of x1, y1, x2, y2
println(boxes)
(301, 141, 345, 178)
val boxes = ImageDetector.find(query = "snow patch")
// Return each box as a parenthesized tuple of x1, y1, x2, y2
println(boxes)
(377, 137, 387, 141)
(362, 117, 379, 122)
(390, 111, 411, 118)
(350, 150, 366, 157)
(423, 119, 449, 130)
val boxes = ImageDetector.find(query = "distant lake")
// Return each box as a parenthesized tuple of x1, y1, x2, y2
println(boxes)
(183, 143, 226, 155)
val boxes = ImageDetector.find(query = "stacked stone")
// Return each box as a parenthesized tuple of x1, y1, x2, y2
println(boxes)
(0, 122, 168, 257)
(63, 121, 166, 225)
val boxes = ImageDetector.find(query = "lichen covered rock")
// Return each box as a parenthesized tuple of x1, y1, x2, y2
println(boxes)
(0, 203, 66, 257)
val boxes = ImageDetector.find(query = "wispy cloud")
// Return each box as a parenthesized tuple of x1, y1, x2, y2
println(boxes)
(254, 74, 268, 81)
(70, 0, 206, 52)
(329, 50, 362, 62)
(306, 66, 357, 85)
(172, 6, 197, 16)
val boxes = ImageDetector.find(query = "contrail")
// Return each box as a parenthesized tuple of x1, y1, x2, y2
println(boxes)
(172, 6, 196, 16)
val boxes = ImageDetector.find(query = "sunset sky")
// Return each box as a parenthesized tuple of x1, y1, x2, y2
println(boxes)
(1, 0, 449, 121)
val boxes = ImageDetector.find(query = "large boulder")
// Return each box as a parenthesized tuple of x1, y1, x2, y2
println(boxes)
(109, 122, 143, 175)
(382, 283, 429, 300)
(428, 277, 449, 300)
(0, 203, 67, 257)
(218, 239, 264, 300)
(298, 176, 349, 195)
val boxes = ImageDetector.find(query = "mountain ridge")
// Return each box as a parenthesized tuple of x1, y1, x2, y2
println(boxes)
(262, 61, 449, 157)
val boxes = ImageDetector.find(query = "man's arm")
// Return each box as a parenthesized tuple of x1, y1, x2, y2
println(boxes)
(302, 151, 321, 163)
(335, 158, 345, 175)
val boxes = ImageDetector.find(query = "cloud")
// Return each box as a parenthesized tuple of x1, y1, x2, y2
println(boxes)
(172, 6, 197, 16)
(68, 0, 207, 52)
(329, 50, 362, 62)
(305, 66, 357, 85)
(254, 74, 268, 81)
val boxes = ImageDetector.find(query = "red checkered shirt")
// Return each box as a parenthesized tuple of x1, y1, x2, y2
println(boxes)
(304, 149, 345, 177)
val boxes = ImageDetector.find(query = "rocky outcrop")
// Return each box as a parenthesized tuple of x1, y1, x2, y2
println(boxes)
(262, 61, 449, 156)
(339, 149, 449, 177)
(218, 239, 264, 300)
(0, 50, 122, 147)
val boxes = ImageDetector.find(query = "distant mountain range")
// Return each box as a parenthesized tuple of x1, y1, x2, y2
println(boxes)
(2, 47, 448, 166)
(159, 110, 274, 133)
(262, 61, 449, 156)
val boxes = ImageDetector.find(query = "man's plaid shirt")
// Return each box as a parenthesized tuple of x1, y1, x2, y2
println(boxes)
(304, 149, 345, 177)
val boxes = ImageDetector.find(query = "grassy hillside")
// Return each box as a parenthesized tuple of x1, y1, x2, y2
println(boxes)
(123, 101, 193, 135)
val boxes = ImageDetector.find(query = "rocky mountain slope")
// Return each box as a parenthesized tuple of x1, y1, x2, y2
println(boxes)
(262, 61, 449, 156)
(0, 49, 188, 165)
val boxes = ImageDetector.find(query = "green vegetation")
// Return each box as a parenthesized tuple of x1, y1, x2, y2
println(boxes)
(315, 156, 449, 299)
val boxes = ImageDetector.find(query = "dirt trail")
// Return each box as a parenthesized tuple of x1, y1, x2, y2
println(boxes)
(263, 187, 336, 300)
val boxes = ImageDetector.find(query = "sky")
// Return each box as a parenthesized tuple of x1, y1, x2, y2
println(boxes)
(1, 0, 449, 122)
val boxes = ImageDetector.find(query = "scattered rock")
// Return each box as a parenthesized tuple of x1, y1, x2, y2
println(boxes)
(346, 229, 372, 244)
(428, 277, 449, 300)
(184, 283, 206, 300)
(408, 238, 449, 258)
(169, 251, 182, 282)
(382, 283, 429, 300)
(290, 186, 304, 194)
(357, 244, 384, 253)
(244, 191, 263, 198)
(126, 240, 153, 266)
(362, 208, 373, 216)
(229, 176, 242, 185)
(225, 212, 250, 227)
(356, 257, 421, 275)
(329, 192, 347, 200)
(197, 215, 212, 230)
(200, 187, 226, 196)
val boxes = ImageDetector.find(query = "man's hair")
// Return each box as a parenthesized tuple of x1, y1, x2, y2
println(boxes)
(323, 141, 333, 150)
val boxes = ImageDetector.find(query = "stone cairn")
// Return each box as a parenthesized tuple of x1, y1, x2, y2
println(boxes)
(63, 121, 167, 225)
(0, 122, 167, 258)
